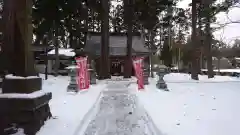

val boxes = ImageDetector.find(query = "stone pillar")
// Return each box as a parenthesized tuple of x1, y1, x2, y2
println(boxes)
(0, 0, 52, 134)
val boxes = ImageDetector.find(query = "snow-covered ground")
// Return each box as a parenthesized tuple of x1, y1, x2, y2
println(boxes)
(10, 73, 240, 135)
(137, 73, 240, 135)
(36, 75, 106, 135)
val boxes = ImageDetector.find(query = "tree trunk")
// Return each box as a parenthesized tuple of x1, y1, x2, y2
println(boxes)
(90, 10, 95, 32)
(150, 31, 154, 77)
(99, 0, 110, 79)
(198, 2, 203, 73)
(217, 56, 220, 74)
(124, 0, 133, 78)
(69, 32, 73, 48)
(205, 1, 214, 78)
(191, 0, 199, 80)
(53, 23, 59, 77)
(43, 35, 48, 80)
(84, 6, 88, 48)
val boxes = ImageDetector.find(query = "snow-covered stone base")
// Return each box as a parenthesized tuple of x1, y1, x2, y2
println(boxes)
(5, 74, 40, 80)
(0, 90, 48, 99)
(0, 91, 52, 135)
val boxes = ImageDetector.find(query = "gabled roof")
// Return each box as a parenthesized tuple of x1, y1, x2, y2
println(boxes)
(85, 33, 149, 56)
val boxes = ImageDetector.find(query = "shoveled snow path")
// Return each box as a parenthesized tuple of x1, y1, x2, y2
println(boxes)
(80, 82, 161, 135)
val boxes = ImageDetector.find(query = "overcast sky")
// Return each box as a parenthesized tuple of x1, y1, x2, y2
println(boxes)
(177, 0, 240, 44)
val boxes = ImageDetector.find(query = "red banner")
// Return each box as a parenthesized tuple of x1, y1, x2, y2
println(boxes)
(133, 57, 144, 90)
(76, 57, 89, 90)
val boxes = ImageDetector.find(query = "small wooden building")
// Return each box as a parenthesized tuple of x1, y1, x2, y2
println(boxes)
(32, 44, 75, 75)
(85, 32, 150, 76)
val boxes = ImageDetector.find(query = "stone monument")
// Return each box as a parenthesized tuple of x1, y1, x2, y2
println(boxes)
(156, 65, 169, 91)
(0, 0, 52, 134)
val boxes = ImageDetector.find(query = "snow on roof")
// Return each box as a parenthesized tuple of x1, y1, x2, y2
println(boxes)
(212, 57, 218, 60)
(221, 57, 228, 60)
(48, 48, 75, 57)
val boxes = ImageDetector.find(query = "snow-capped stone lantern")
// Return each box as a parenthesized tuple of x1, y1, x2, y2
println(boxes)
(88, 60, 96, 84)
(156, 65, 169, 91)
(143, 63, 149, 85)
(66, 62, 78, 92)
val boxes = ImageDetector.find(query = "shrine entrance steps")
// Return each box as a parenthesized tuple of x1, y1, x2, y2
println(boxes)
(76, 80, 162, 135)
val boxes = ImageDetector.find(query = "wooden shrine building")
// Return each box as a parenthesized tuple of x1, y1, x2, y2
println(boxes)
(85, 32, 150, 76)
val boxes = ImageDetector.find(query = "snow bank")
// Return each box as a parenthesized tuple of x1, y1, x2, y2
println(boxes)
(137, 73, 240, 135)
(48, 48, 75, 57)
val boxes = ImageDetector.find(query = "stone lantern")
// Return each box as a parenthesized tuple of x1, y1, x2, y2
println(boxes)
(88, 60, 97, 84)
(143, 63, 149, 85)
(66, 62, 78, 92)
(156, 65, 169, 91)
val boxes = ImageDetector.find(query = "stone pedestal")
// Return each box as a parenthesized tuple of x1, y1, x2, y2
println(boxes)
(2, 76, 42, 93)
(67, 67, 78, 92)
(0, 78, 52, 135)
(156, 65, 169, 91)
(89, 69, 97, 84)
